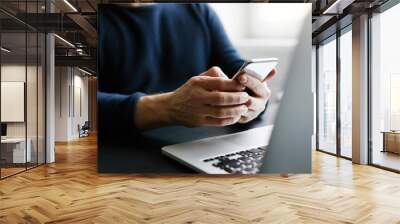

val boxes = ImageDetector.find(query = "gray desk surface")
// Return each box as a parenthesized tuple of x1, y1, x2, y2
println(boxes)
(98, 113, 269, 173)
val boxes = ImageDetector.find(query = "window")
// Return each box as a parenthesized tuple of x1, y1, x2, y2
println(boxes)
(316, 26, 353, 159)
(340, 28, 352, 158)
(317, 36, 337, 154)
(371, 2, 400, 171)
(390, 74, 400, 130)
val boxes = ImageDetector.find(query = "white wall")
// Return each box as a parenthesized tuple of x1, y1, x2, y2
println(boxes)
(208, 4, 250, 40)
(1, 65, 39, 137)
(55, 67, 70, 141)
(71, 73, 89, 138)
(55, 67, 89, 141)
(1, 66, 26, 139)
(210, 3, 309, 98)
(210, 3, 311, 130)
(1, 65, 27, 140)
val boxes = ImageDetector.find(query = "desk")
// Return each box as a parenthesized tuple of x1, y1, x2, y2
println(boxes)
(99, 112, 271, 173)
(98, 111, 311, 174)
(382, 131, 400, 154)
(1, 138, 31, 164)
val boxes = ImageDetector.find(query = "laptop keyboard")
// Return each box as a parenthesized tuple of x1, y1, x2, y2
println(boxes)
(202, 147, 266, 174)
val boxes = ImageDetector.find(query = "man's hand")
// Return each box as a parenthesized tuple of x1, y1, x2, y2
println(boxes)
(236, 69, 277, 124)
(134, 67, 250, 130)
(168, 67, 250, 127)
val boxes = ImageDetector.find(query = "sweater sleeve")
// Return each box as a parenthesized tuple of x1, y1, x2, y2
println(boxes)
(98, 91, 146, 138)
(204, 4, 245, 77)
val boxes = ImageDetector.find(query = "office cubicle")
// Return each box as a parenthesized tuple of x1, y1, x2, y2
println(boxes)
(0, 1, 46, 179)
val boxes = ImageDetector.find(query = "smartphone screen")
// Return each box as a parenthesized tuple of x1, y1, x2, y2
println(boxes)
(232, 58, 278, 81)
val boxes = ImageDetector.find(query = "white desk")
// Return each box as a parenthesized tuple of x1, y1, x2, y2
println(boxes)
(1, 138, 31, 163)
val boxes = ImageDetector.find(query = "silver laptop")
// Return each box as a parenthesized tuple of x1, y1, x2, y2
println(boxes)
(162, 125, 273, 174)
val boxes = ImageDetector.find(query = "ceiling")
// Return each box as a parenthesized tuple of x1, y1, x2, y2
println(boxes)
(0, 0, 393, 74)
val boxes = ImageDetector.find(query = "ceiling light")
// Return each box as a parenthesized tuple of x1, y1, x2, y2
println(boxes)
(63, 0, 78, 12)
(1, 47, 11, 53)
(323, 0, 354, 15)
(54, 34, 75, 48)
(76, 48, 85, 55)
(78, 67, 92, 76)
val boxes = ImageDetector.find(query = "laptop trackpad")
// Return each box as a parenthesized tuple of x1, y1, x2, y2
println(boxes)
(220, 125, 272, 148)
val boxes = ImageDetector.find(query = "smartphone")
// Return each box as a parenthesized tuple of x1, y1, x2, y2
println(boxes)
(232, 58, 278, 81)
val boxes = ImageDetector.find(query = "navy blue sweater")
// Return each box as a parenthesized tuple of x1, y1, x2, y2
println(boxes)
(98, 4, 244, 136)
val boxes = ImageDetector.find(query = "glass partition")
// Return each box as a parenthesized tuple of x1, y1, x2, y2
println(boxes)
(317, 35, 337, 155)
(1, 31, 28, 177)
(0, 1, 46, 179)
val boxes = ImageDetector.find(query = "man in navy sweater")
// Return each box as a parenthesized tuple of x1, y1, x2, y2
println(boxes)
(98, 3, 276, 136)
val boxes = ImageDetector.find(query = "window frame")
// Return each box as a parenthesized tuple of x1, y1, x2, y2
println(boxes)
(315, 24, 353, 160)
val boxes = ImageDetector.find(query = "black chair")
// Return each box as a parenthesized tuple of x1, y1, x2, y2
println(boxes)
(78, 121, 90, 138)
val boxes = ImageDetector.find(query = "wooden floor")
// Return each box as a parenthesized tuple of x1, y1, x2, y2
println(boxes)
(1, 167, 26, 178)
(373, 151, 400, 171)
(1, 135, 400, 224)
